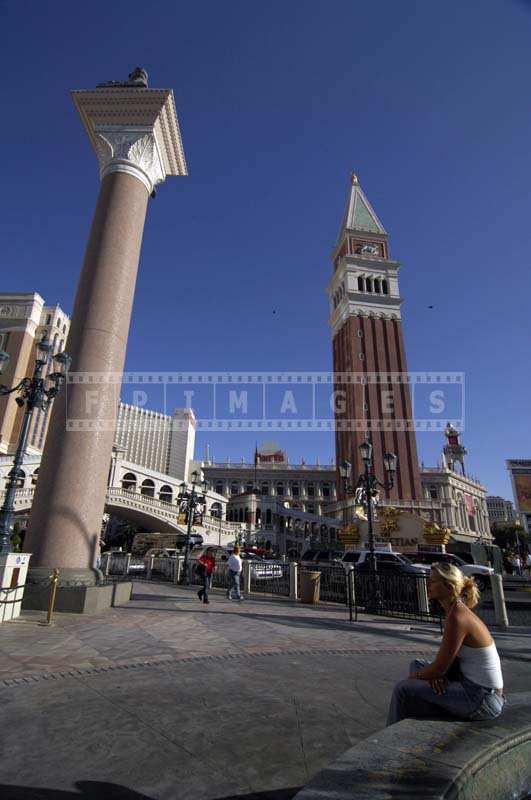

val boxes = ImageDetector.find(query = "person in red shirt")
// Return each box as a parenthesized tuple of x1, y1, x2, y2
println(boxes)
(197, 547, 215, 605)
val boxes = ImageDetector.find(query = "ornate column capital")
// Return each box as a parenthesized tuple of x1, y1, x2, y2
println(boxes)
(72, 86, 187, 194)
(93, 126, 165, 194)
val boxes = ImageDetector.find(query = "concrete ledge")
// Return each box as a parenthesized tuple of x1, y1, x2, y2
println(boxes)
(295, 692, 531, 800)
(22, 582, 133, 614)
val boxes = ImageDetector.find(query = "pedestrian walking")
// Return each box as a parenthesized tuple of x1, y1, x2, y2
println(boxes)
(387, 563, 504, 726)
(514, 553, 523, 576)
(226, 545, 244, 601)
(197, 547, 215, 605)
(526, 552, 531, 576)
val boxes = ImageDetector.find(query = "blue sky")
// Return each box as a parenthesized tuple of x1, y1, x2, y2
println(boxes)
(1, 0, 530, 499)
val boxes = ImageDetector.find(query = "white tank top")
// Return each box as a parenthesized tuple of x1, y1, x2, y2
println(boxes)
(458, 642, 503, 689)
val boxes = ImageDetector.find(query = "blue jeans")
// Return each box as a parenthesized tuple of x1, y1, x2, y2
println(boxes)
(198, 572, 210, 602)
(387, 660, 505, 726)
(227, 570, 242, 600)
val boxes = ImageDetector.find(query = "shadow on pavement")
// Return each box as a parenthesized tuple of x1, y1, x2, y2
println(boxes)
(119, 604, 442, 649)
(0, 783, 302, 800)
(215, 790, 301, 800)
(0, 782, 154, 799)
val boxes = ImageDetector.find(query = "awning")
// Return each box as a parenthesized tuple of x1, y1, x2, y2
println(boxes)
(449, 533, 478, 544)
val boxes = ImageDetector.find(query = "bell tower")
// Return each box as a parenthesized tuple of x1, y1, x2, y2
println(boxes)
(328, 173, 422, 502)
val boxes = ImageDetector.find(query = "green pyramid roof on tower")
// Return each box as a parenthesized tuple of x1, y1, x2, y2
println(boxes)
(337, 173, 387, 243)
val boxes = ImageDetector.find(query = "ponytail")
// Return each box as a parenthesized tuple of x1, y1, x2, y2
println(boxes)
(460, 576, 480, 608)
(432, 563, 481, 608)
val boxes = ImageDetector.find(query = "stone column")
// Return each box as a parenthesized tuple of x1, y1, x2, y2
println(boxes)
(25, 76, 187, 588)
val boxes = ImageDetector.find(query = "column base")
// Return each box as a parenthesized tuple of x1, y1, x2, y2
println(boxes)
(27, 566, 104, 588)
(23, 567, 131, 614)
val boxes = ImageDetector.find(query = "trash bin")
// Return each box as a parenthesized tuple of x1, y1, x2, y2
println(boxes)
(300, 570, 321, 604)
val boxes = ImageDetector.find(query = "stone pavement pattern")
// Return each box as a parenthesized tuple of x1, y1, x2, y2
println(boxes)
(1, 583, 530, 800)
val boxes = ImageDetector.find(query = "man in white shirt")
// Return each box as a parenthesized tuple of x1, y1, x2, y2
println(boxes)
(227, 545, 243, 601)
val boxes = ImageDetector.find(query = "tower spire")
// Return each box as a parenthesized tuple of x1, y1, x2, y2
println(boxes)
(337, 172, 387, 245)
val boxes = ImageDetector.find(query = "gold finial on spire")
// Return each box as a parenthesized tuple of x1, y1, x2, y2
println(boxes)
(351, 172, 359, 185)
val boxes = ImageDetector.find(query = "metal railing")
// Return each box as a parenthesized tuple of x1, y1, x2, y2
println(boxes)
(298, 564, 348, 604)
(351, 570, 442, 627)
(99, 553, 440, 628)
(250, 561, 290, 596)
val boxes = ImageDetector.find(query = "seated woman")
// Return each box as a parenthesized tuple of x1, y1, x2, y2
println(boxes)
(387, 563, 505, 726)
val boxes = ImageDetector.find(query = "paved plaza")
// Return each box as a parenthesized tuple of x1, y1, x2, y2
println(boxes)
(1, 583, 530, 799)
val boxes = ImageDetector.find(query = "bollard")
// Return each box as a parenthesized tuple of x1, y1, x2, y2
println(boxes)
(174, 556, 183, 585)
(41, 568, 60, 626)
(289, 562, 298, 601)
(242, 560, 252, 595)
(416, 575, 430, 616)
(348, 568, 355, 622)
(490, 573, 509, 629)
(146, 555, 154, 581)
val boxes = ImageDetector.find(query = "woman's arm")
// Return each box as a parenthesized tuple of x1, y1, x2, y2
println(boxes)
(409, 609, 467, 681)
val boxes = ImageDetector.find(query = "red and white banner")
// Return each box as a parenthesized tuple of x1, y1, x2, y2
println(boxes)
(464, 494, 475, 516)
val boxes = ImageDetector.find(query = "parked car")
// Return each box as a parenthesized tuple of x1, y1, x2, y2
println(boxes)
(144, 547, 180, 560)
(300, 549, 343, 568)
(241, 552, 283, 580)
(342, 549, 426, 576)
(408, 551, 494, 591)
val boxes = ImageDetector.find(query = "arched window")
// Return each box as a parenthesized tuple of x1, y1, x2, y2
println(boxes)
(140, 479, 155, 498)
(357, 276, 364, 291)
(211, 501, 222, 519)
(230, 482, 239, 496)
(256, 508, 261, 523)
(291, 483, 299, 497)
(245, 507, 251, 523)
(238, 508, 244, 522)
(31, 468, 39, 486)
(307, 483, 315, 497)
(246, 482, 254, 493)
(276, 482, 284, 496)
(322, 483, 330, 498)
(215, 481, 224, 495)
(374, 279, 381, 294)
(366, 277, 373, 292)
(122, 473, 137, 492)
(382, 279, 388, 295)
(265, 509, 272, 525)
(261, 483, 269, 496)
(159, 485, 173, 503)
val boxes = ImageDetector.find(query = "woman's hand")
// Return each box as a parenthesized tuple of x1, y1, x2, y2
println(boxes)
(429, 677, 448, 695)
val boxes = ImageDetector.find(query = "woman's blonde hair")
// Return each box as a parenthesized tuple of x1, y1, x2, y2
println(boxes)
(431, 562, 480, 608)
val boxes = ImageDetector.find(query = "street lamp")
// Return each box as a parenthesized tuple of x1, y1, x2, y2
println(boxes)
(0, 335, 71, 555)
(356, 440, 397, 595)
(178, 470, 208, 584)
(339, 460, 353, 529)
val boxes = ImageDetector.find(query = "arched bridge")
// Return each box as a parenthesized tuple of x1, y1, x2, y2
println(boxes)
(7, 486, 242, 541)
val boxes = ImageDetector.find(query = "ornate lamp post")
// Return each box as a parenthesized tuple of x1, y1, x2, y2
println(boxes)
(357, 441, 397, 582)
(340, 442, 397, 609)
(178, 470, 208, 584)
(0, 336, 70, 555)
(339, 459, 354, 530)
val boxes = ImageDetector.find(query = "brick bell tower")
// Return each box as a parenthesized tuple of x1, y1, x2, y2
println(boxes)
(328, 173, 422, 503)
